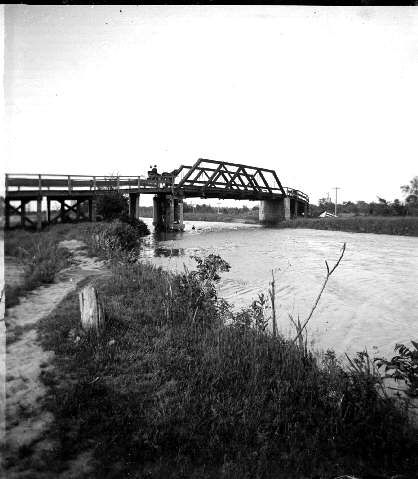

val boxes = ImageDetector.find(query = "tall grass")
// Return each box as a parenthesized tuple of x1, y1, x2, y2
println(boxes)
(277, 216, 418, 236)
(37, 234, 418, 478)
(4, 228, 73, 307)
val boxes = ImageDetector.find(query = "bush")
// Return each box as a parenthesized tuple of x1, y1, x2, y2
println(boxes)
(120, 215, 150, 237)
(96, 189, 129, 220)
(82, 220, 149, 260)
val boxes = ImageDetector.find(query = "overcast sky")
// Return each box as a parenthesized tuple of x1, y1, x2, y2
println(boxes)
(4, 5, 418, 205)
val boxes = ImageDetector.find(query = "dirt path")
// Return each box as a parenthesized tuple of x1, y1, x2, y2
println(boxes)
(4, 240, 106, 478)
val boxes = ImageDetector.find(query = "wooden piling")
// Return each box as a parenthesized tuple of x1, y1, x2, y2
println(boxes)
(36, 197, 42, 231)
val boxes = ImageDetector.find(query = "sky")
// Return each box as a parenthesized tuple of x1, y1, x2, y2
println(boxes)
(3, 5, 418, 206)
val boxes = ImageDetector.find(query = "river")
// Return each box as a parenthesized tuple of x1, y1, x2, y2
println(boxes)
(139, 218, 418, 358)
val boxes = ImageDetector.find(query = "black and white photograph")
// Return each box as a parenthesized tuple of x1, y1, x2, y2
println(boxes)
(1, 4, 418, 478)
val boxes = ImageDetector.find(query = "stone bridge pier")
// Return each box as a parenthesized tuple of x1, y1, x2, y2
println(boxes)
(153, 194, 184, 231)
(259, 197, 308, 224)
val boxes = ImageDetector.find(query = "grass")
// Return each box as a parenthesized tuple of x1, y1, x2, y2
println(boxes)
(275, 216, 418, 236)
(35, 230, 418, 478)
(4, 225, 74, 307)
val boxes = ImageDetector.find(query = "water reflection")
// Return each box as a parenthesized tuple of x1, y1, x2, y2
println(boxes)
(152, 247, 185, 258)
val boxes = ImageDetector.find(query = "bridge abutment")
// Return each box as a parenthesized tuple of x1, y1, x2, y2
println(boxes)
(259, 197, 291, 224)
(153, 194, 184, 231)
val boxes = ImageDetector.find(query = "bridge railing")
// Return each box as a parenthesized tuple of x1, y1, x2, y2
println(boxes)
(5, 172, 310, 204)
(284, 187, 309, 203)
(5, 174, 159, 194)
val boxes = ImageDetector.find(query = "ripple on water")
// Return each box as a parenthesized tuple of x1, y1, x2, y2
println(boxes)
(139, 219, 418, 358)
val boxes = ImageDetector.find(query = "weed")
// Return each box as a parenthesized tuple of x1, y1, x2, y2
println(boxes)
(4, 228, 73, 307)
(376, 341, 418, 397)
(37, 247, 418, 478)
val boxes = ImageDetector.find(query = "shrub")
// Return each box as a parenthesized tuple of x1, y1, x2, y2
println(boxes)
(83, 220, 149, 260)
(120, 215, 150, 237)
(376, 341, 418, 397)
(96, 189, 128, 220)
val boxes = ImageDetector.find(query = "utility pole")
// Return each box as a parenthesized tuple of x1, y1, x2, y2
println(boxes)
(333, 187, 340, 216)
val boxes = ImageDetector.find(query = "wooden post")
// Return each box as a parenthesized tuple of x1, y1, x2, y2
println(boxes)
(135, 194, 140, 219)
(68, 175, 72, 193)
(5, 199, 10, 229)
(20, 200, 25, 227)
(47, 198, 51, 224)
(36, 197, 42, 231)
(76, 200, 81, 221)
(129, 193, 137, 221)
(60, 200, 65, 223)
(79, 285, 104, 335)
(91, 198, 97, 222)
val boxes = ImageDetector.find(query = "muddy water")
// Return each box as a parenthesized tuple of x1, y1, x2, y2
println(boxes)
(139, 218, 418, 358)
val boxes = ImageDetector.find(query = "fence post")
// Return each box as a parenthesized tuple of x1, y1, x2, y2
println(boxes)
(79, 285, 104, 335)
(38, 174, 42, 192)
(68, 175, 72, 193)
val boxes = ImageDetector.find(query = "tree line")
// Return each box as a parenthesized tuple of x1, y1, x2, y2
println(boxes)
(311, 176, 418, 217)
(138, 176, 418, 218)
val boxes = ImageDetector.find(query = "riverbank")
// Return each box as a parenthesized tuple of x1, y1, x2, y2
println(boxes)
(4, 223, 417, 478)
(274, 216, 418, 236)
(140, 211, 418, 236)
(4, 231, 107, 478)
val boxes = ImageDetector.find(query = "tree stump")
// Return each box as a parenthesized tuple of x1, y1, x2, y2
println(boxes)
(79, 285, 104, 334)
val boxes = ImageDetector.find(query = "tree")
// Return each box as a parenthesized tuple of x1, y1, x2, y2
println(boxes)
(401, 176, 418, 205)
(401, 176, 418, 216)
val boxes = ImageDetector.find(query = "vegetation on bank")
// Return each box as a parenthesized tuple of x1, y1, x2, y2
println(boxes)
(4, 227, 73, 307)
(4, 214, 150, 307)
(34, 224, 417, 479)
(273, 216, 418, 237)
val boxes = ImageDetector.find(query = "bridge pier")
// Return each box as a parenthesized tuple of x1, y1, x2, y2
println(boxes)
(129, 193, 140, 221)
(153, 194, 184, 231)
(259, 197, 291, 224)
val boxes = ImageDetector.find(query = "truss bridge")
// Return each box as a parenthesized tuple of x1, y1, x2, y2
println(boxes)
(4, 158, 309, 231)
